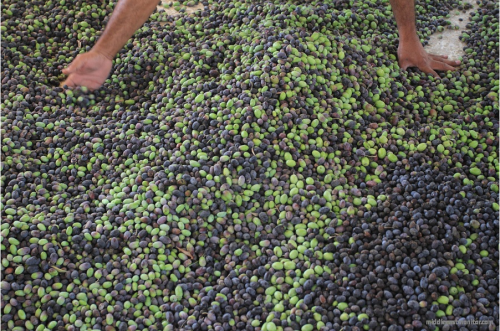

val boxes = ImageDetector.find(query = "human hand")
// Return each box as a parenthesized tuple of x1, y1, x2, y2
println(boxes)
(61, 50, 113, 90)
(397, 39, 461, 78)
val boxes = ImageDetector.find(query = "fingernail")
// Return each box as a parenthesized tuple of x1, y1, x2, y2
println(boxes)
(455, 61, 461, 64)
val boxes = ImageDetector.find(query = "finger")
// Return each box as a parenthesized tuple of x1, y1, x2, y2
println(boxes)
(62, 56, 84, 75)
(61, 75, 77, 88)
(430, 54, 461, 67)
(398, 60, 410, 71)
(430, 60, 457, 72)
(62, 63, 79, 75)
(62, 67, 72, 75)
(420, 65, 439, 79)
(76, 79, 101, 91)
(62, 60, 78, 75)
(430, 54, 448, 59)
(64, 75, 101, 91)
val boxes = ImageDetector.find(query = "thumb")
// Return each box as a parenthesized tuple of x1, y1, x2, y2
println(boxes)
(61, 75, 77, 88)
(62, 61, 76, 75)
(62, 56, 84, 75)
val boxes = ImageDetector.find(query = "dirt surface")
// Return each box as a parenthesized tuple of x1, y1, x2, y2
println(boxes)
(157, 0, 204, 17)
(424, 0, 478, 60)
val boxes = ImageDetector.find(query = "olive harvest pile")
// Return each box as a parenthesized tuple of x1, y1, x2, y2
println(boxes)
(1, 0, 499, 330)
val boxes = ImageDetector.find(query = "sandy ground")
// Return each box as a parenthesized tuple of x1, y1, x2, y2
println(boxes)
(424, 0, 478, 60)
(156, 0, 204, 19)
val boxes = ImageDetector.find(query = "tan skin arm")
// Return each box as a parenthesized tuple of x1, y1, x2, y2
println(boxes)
(61, 0, 159, 90)
(62, 0, 461, 90)
(389, 0, 460, 78)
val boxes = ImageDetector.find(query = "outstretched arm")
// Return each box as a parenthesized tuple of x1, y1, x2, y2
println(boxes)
(389, 0, 460, 78)
(62, 0, 160, 90)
